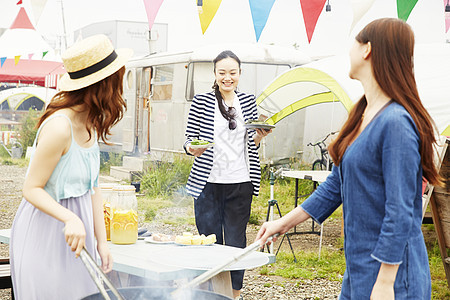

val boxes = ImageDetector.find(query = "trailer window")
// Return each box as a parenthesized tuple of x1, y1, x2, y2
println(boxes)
(186, 62, 214, 100)
(151, 65, 174, 100)
(125, 69, 133, 90)
(186, 62, 289, 100)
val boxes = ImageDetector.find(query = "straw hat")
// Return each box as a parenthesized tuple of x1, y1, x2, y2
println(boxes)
(58, 34, 133, 91)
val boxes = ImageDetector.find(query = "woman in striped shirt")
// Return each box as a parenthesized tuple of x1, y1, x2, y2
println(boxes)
(184, 50, 271, 299)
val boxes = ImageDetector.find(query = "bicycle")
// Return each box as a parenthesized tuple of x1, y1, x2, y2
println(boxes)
(307, 131, 338, 171)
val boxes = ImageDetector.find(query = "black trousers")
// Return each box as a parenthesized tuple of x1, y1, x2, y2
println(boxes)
(194, 182, 253, 290)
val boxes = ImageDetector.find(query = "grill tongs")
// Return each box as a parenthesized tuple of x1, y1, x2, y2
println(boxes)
(80, 248, 125, 300)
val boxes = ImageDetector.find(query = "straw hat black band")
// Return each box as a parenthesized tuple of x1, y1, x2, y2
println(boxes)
(68, 50, 118, 80)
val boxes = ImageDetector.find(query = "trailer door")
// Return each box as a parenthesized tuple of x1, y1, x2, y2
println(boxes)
(122, 68, 139, 152)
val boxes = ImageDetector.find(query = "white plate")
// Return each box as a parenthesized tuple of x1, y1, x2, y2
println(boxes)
(144, 236, 175, 244)
(174, 242, 214, 246)
(189, 143, 214, 149)
(244, 123, 276, 130)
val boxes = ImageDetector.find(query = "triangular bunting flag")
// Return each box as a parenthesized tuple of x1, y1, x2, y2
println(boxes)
(300, 0, 327, 43)
(31, 0, 48, 25)
(28, 53, 34, 60)
(249, 0, 276, 42)
(350, 0, 376, 31)
(17, 0, 23, 5)
(397, 0, 418, 21)
(11, 7, 35, 30)
(143, 0, 164, 30)
(42, 51, 48, 59)
(198, 0, 222, 34)
(15, 56, 21, 65)
(446, 15, 450, 33)
(0, 57, 6, 68)
(445, 0, 450, 33)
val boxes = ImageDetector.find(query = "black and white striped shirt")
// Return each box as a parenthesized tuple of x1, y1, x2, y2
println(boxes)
(184, 91, 261, 199)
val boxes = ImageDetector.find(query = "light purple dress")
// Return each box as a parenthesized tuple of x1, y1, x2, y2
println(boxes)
(10, 114, 100, 300)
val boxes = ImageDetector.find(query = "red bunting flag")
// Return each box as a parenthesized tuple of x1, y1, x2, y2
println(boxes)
(300, 0, 327, 43)
(16, 0, 23, 5)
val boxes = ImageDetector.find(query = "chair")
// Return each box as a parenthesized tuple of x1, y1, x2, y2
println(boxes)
(421, 137, 450, 288)
(422, 136, 448, 220)
(0, 257, 14, 299)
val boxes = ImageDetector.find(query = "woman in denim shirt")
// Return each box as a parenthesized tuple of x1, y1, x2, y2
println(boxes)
(257, 18, 443, 299)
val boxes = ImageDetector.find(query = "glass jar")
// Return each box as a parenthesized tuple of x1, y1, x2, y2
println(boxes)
(110, 185, 138, 244)
(99, 183, 116, 241)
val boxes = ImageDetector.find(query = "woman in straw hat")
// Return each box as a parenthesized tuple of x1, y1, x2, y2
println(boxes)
(257, 18, 442, 299)
(10, 34, 132, 299)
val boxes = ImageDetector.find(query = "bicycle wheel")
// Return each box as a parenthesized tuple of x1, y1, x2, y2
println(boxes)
(312, 159, 326, 170)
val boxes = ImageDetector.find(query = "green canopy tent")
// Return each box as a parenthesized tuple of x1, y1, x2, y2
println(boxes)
(256, 43, 450, 163)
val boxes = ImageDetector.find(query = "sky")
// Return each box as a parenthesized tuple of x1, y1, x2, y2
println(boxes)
(0, 0, 448, 58)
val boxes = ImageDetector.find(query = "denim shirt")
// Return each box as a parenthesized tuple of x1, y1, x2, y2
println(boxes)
(301, 102, 431, 299)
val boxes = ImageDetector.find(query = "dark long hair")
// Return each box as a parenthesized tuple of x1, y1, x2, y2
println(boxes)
(329, 18, 443, 186)
(37, 66, 126, 145)
(212, 50, 241, 121)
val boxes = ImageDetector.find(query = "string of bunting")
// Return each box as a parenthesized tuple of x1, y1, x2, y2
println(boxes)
(178, 0, 425, 43)
(0, 51, 49, 68)
(1, 0, 438, 67)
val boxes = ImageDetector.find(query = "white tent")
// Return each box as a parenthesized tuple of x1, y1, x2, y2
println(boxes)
(0, 7, 63, 88)
(0, 7, 59, 61)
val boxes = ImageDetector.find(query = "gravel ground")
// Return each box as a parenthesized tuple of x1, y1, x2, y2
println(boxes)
(0, 164, 341, 300)
(0, 164, 26, 300)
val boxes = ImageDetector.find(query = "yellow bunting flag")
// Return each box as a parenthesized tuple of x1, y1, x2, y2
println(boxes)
(197, 0, 222, 34)
(14, 55, 21, 65)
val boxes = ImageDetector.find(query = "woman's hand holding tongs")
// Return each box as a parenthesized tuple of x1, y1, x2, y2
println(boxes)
(255, 219, 286, 248)
(63, 215, 86, 258)
(256, 206, 312, 248)
(97, 242, 113, 273)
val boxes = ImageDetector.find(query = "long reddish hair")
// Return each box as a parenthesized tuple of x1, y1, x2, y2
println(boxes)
(37, 66, 126, 145)
(329, 18, 443, 186)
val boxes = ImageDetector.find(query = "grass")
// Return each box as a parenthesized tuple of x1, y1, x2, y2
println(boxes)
(163, 215, 196, 226)
(140, 156, 193, 199)
(100, 151, 124, 174)
(137, 196, 174, 222)
(427, 238, 450, 299)
(0, 145, 29, 167)
(268, 249, 346, 282)
(251, 171, 314, 224)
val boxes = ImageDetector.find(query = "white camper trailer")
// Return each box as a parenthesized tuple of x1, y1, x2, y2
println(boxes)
(107, 43, 313, 168)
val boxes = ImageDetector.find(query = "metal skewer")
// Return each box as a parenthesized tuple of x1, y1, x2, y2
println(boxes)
(172, 234, 279, 298)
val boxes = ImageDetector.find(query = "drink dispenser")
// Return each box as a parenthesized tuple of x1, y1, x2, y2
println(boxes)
(110, 185, 138, 244)
(99, 183, 116, 241)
